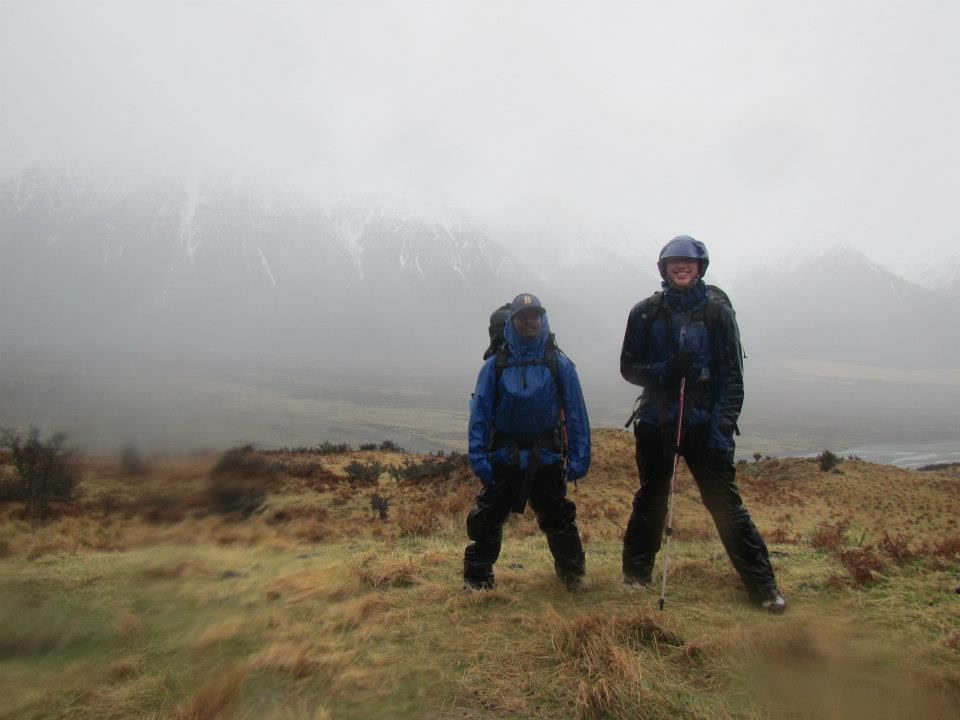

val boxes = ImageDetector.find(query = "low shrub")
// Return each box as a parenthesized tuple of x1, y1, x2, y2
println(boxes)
(212, 445, 273, 478)
(264, 441, 353, 456)
(837, 547, 888, 584)
(135, 492, 187, 523)
(877, 533, 920, 564)
(387, 451, 468, 484)
(279, 461, 325, 479)
(207, 476, 266, 517)
(316, 442, 353, 455)
(119, 444, 149, 476)
(370, 493, 389, 520)
(809, 518, 851, 551)
(0, 474, 27, 503)
(1, 428, 80, 518)
(817, 449, 842, 472)
(359, 440, 405, 453)
(929, 535, 960, 559)
(344, 460, 384, 484)
(916, 462, 960, 472)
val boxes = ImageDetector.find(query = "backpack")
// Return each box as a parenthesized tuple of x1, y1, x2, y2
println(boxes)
(482, 303, 511, 360)
(642, 284, 745, 360)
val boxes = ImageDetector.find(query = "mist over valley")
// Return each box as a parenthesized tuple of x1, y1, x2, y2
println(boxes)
(2, 167, 958, 463)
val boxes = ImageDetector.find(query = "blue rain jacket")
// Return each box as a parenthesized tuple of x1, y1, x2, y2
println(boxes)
(469, 313, 591, 485)
(620, 279, 744, 451)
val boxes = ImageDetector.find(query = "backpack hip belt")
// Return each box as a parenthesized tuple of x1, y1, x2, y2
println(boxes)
(488, 428, 561, 454)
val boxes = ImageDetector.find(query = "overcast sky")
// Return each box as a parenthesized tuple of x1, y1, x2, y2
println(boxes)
(2, 0, 958, 272)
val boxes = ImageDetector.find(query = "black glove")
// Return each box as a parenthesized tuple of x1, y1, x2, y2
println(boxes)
(664, 349, 696, 384)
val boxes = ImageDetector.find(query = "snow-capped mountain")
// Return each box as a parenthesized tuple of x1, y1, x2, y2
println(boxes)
(0, 167, 532, 367)
(731, 246, 960, 369)
(2, 166, 957, 374)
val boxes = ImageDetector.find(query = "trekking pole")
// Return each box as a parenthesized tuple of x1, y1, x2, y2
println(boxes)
(659, 328, 688, 611)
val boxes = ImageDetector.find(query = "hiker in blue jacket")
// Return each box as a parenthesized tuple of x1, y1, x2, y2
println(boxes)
(465, 293, 590, 591)
(620, 236, 786, 613)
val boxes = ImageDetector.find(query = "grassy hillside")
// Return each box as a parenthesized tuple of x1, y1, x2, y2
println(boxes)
(1, 429, 958, 719)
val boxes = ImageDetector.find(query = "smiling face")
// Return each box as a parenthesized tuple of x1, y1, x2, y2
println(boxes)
(511, 307, 543, 340)
(665, 257, 700, 288)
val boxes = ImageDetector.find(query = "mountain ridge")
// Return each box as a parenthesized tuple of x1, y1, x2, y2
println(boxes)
(2, 166, 956, 371)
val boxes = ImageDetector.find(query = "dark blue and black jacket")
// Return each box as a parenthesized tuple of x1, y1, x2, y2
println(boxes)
(469, 313, 591, 484)
(620, 279, 744, 451)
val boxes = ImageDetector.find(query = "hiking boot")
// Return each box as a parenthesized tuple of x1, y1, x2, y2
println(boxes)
(561, 574, 585, 593)
(756, 587, 787, 614)
(623, 574, 652, 589)
(463, 578, 495, 592)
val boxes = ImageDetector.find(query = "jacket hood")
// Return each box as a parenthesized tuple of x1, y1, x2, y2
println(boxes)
(504, 311, 551, 360)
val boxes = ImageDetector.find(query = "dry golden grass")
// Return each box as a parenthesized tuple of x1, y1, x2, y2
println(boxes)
(192, 617, 245, 651)
(249, 643, 320, 679)
(174, 665, 247, 720)
(1, 431, 958, 719)
(30, 430, 960, 559)
(108, 656, 140, 681)
(353, 551, 420, 589)
(114, 612, 142, 644)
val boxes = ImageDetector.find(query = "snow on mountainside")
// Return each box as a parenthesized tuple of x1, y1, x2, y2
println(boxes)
(901, 250, 960, 297)
(0, 163, 126, 222)
(732, 245, 960, 369)
(2, 167, 957, 372)
(0, 167, 531, 366)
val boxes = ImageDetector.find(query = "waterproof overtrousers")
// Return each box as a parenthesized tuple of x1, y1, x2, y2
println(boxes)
(622, 421, 776, 599)
(464, 463, 585, 588)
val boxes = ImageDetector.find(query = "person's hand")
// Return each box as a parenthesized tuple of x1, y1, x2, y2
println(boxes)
(664, 349, 696, 383)
(707, 427, 735, 466)
(567, 459, 587, 482)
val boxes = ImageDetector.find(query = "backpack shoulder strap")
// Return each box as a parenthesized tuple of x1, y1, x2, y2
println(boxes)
(494, 345, 511, 382)
(492, 345, 510, 411)
(543, 342, 564, 403)
(702, 284, 746, 362)
(703, 285, 731, 326)
(640, 291, 664, 345)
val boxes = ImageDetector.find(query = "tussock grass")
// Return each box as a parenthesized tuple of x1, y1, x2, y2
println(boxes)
(1, 429, 958, 719)
(353, 551, 419, 589)
(339, 594, 394, 630)
(175, 665, 247, 720)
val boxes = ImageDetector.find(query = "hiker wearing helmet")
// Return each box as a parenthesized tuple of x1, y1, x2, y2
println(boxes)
(619, 236, 786, 613)
(465, 293, 590, 592)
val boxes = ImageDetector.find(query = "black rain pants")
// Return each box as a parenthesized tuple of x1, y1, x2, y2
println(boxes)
(622, 421, 777, 599)
(464, 462, 585, 588)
